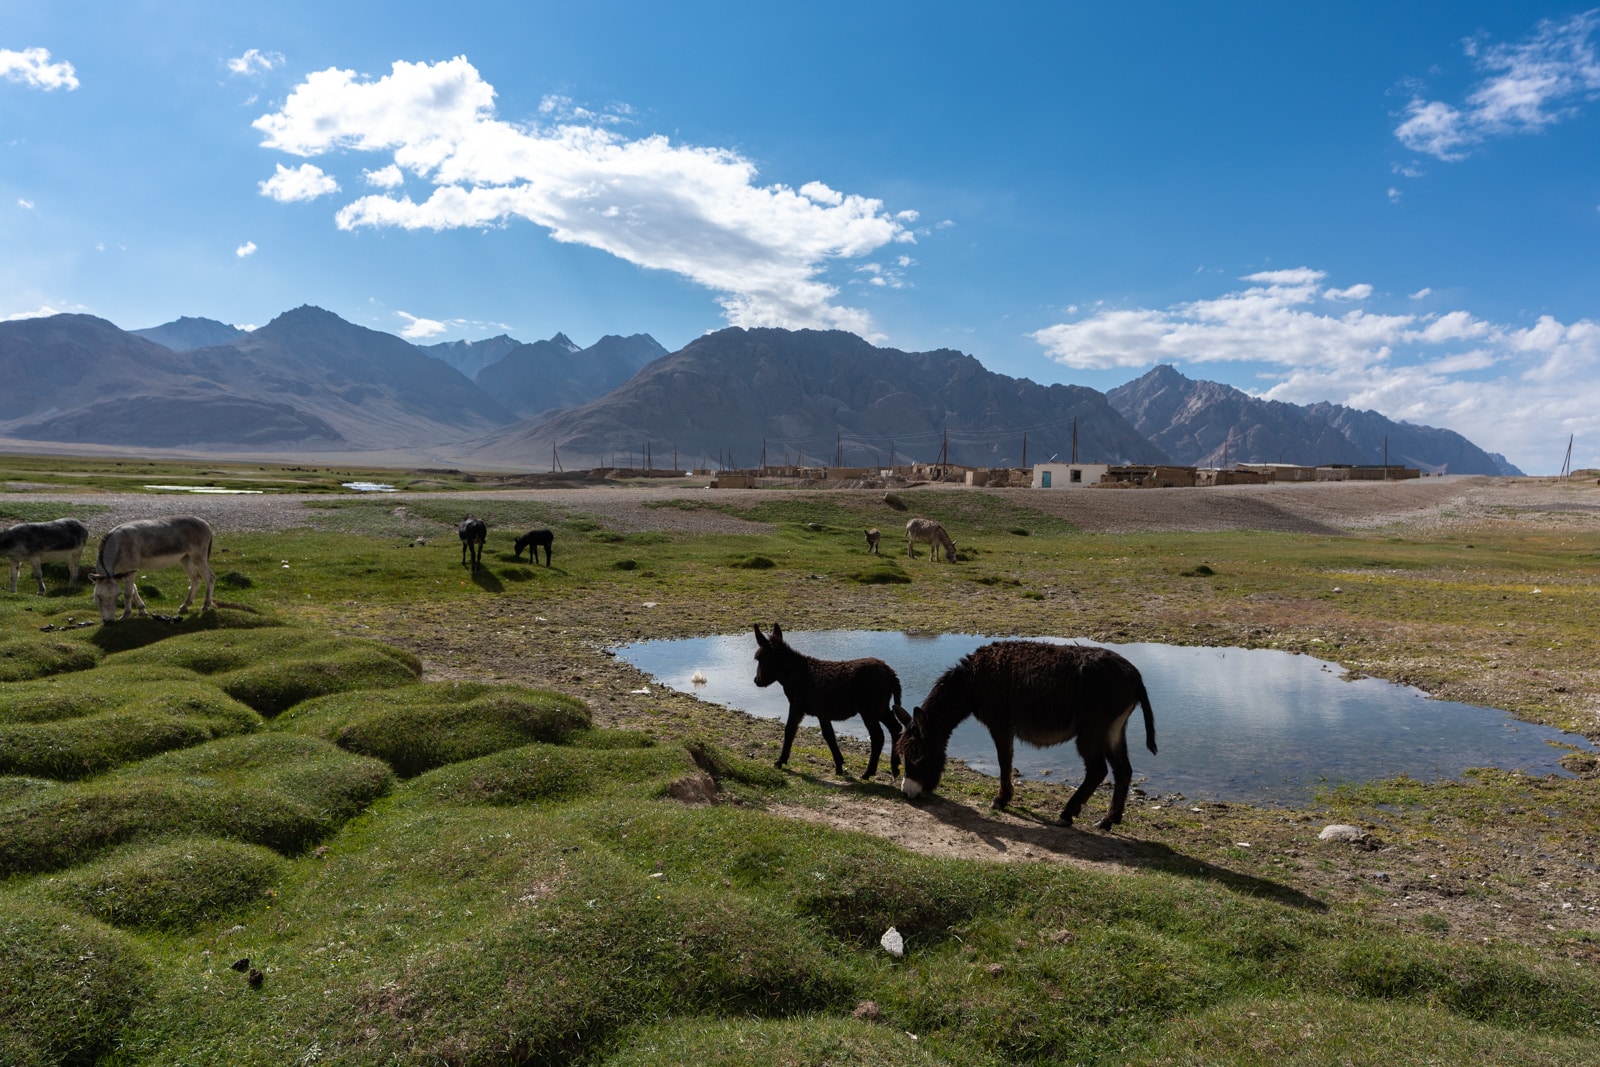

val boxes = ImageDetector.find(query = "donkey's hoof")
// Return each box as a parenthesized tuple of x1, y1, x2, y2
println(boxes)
(1095, 816, 1116, 831)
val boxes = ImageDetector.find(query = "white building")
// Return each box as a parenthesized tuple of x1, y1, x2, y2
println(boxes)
(1031, 463, 1109, 488)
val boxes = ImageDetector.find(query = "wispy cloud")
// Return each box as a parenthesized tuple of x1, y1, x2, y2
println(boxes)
(1396, 11, 1600, 160)
(228, 49, 284, 76)
(253, 57, 913, 337)
(17, 197, 34, 210)
(3, 303, 77, 320)
(236, 241, 258, 258)
(258, 162, 339, 202)
(396, 311, 448, 339)
(0, 47, 78, 91)
(1031, 269, 1600, 472)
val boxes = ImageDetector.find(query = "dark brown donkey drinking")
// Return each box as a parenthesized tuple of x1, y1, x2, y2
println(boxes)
(753, 623, 910, 779)
(897, 641, 1157, 830)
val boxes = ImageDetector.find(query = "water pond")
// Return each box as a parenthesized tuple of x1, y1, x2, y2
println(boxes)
(614, 631, 1589, 807)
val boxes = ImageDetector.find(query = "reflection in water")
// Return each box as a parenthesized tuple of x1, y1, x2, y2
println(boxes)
(614, 631, 1588, 807)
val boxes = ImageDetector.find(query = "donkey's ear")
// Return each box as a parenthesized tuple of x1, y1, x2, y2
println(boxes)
(753, 623, 768, 648)
(770, 622, 784, 643)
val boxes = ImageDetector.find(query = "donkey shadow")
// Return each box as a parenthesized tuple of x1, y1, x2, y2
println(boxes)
(910, 793, 1326, 911)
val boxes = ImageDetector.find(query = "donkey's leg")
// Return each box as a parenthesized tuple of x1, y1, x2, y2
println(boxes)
(883, 711, 904, 777)
(775, 708, 804, 768)
(817, 718, 847, 775)
(861, 716, 885, 778)
(987, 727, 1015, 808)
(124, 579, 148, 619)
(178, 558, 200, 613)
(1100, 741, 1135, 830)
(31, 559, 47, 595)
(1061, 754, 1110, 827)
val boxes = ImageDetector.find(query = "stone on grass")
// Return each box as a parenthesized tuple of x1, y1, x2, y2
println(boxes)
(880, 926, 904, 958)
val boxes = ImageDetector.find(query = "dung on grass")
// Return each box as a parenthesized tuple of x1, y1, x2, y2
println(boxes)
(278, 681, 591, 777)
(40, 836, 285, 930)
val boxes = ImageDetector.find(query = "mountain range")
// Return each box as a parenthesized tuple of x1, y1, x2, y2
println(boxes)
(0, 307, 1521, 474)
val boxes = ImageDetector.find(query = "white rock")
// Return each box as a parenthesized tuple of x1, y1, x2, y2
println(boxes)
(880, 926, 905, 958)
(1318, 824, 1368, 843)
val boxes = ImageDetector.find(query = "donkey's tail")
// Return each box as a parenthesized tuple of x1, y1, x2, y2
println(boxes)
(890, 678, 910, 725)
(1139, 681, 1157, 755)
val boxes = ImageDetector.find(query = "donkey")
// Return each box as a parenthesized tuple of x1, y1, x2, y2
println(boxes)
(2, 517, 88, 595)
(90, 516, 215, 623)
(753, 622, 910, 779)
(514, 528, 554, 566)
(459, 516, 488, 571)
(905, 517, 956, 562)
(897, 641, 1157, 830)
(865, 528, 880, 554)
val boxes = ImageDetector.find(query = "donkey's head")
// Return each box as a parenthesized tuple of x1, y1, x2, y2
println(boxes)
(896, 705, 947, 800)
(752, 622, 790, 688)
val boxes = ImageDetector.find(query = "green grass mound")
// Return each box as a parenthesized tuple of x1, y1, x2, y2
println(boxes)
(414, 740, 695, 806)
(40, 836, 285, 931)
(108, 629, 422, 715)
(0, 734, 392, 876)
(86, 606, 283, 654)
(278, 681, 591, 777)
(730, 554, 777, 569)
(850, 560, 912, 585)
(0, 677, 261, 779)
(0, 635, 101, 682)
(1137, 994, 1597, 1067)
(601, 1016, 981, 1067)
(331, 854, 855, 1064)
(0, 901, 146, 1067)
(106, 626, 418, 676)
(0, 664, 208, 723)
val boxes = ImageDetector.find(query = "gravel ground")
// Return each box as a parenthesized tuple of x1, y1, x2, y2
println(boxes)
(10, 472, 1576, 538)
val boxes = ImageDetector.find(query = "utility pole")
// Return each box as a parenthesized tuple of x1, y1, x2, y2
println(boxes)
(1383, 434, 1388, 479)
(836, 431, 842, 468)
(1561, 434, 1575, 479)
(761, 437, 767, 471)
(1070, 417, 1078, 464)
(1022, 431, 1027, 470)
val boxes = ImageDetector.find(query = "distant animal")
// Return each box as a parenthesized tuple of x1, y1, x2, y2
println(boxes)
(1, 517, 88, 595)
(905, 517, 956, 562)
(754, 622, 910, 779)
(90, 516, 215, 624)
(865, 528, 880, 554)
(514, 528, 554, 566)
(459, 516, 487, 571)
(897, 641, 1157, 831)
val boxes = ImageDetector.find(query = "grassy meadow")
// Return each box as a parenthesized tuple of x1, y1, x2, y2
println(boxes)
(2, 465, 1599, 1065)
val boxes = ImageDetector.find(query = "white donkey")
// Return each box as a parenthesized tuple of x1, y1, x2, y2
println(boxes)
(90, 516, 216, 623)
(1, 518, 88, 595)
(905, 517, 956, 562)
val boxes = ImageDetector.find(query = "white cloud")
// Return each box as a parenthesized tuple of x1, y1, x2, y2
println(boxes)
(396, 311, 448, 339)
(3, 303, 76, 320)
(1396, 11, 1600, 160)
(1410, 287, 1433, 299)
(236, 241, 258, 257)
(1031, 268, 1600, 473)
(17, 197, 34, 210)
(365, 164, 404, 188)
(1387, 186, 1402, 203)
(1324, 283, 1373, 302)
(254, 56, 912, 336)
(258, 162, 339, 202)
(228, 49, 284, 76)
(0, 47, 78, 91)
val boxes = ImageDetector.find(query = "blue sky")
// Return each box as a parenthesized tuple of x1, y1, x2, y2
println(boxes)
(3, 2, 1598, 473)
